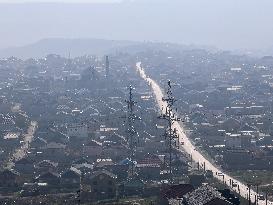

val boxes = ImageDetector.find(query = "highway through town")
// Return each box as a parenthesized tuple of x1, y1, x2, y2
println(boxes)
(136, 62, 271, 205)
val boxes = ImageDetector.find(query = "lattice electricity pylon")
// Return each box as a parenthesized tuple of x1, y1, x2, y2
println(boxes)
(158, 80, 181, 184)
(125, 85, 139, 176)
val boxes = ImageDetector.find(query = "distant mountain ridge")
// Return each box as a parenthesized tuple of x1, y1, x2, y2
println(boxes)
(0, 38, 139, 59)
(0, 38, 219, 60)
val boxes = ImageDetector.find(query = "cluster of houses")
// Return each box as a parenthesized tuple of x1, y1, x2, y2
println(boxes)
(1, 48, 264, 204)
(0, 54, 191, 204)
(164, 184, 239, 205)
(140, 49, 273, 171)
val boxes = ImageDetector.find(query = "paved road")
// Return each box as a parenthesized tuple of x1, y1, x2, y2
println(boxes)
(136, 62, 271, 205)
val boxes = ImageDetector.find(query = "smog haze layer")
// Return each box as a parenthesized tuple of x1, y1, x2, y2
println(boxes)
(0, 0, 273, 54)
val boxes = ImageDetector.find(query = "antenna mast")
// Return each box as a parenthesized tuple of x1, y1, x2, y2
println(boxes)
(105, 55, 109, 78)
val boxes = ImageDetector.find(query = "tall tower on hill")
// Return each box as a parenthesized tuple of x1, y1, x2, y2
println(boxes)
(105, 55, 109, 78)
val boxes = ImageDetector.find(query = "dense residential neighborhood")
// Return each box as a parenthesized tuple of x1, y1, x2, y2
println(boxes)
(1, 0, 273, 204)
(1, 43, 273, 204)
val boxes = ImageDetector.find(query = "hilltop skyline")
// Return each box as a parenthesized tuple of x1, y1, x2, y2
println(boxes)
(0, 0, 273, 54)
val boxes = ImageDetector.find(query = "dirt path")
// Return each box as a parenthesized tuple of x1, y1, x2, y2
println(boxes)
(5, 121, 38, 169)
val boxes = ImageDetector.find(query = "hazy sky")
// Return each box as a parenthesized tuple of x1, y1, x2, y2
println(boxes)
(0, 0, 273, 51)
(0, 0, 121, 2)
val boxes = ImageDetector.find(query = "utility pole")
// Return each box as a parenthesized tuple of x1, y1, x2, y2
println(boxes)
(255, 183, 260, 205)
(76, 189, 81, 205)
(125, 85, 138, 177)
(265, 190, 268, 205)
(247, 183, 251, 205)
(159, 80, 180, 184)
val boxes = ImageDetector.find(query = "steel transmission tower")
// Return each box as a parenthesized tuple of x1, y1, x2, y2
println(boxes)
(125, 85, 138, 177)
(159, 80, 180, 184)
